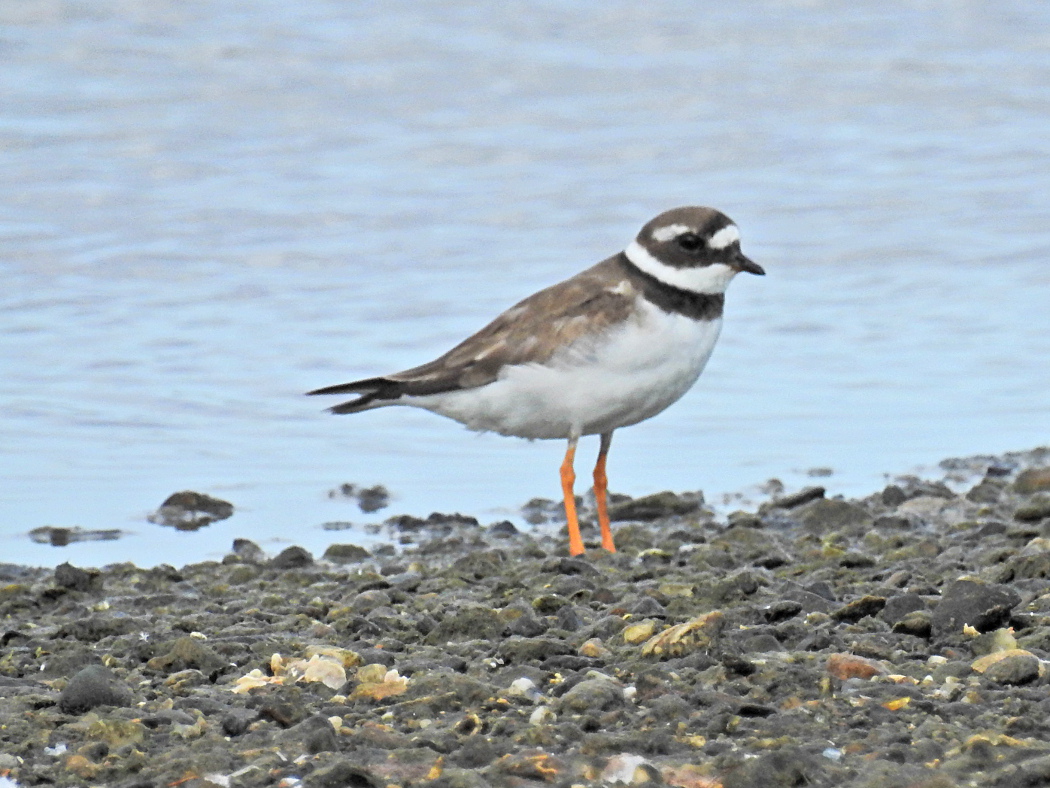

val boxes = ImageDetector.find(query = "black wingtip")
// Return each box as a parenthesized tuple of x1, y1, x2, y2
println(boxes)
(306, 376, 388, 397)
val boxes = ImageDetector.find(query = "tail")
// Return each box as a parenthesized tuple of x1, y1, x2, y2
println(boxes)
(307, 376, 408, 415)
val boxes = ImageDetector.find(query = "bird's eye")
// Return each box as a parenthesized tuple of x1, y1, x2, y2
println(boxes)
(676, 233, 703, 251)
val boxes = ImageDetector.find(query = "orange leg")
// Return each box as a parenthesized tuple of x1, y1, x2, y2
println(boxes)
(561, 437, 584, 556)
(594, 431, 616, 552)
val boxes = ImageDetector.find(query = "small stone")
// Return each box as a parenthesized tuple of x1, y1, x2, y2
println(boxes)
(831, 595, 886, 623)
(826, 653, 887, 681)
(149, 490, 234, 531)
(307, 761, 385, 788)
(1015, 469, 1050, 494)
(53, 562, 101, 592)
(425, 605, 504, 644)
(272, 546, 314, 568)
(798, 499, 871, 531)
(356, 485, 390, 513)
(622, 620, 658, 644)
(222, 708, 257, 736)
(59, 664, 134, 714)
(771, 486, 826, 509)
(727, 511, 763, 528)
(231, 538, 265, 562)
(1015, 495, 1050, 523)
(881, 485, 908, 507)
(932, 579, 1021, 637)
(970, 627, 1018, 656)
(973, 650, 1042, 685)
(146, 636, 226, 676)
(558, 677, 626, 713)
(579, 638, 612, 659)
(880, 593, 926, 625)
(967, 480, 1006, 503)
(608, 491, 702, 522)
(892, 610, 933, 638)
(323, 544, 371, 564)
(489, 520, 519, 537)
(722, 748, 826, 788)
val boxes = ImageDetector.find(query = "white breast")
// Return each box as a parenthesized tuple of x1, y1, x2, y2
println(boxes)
(409, 299, 723, 440)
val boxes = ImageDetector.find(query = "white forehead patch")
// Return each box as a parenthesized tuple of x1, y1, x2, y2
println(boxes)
(625, 241, 737, 295)
(650, 223, 691, 243)
(708, 224, 740, 250)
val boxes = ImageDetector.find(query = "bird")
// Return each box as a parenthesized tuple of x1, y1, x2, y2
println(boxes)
(308, 206, 764, 556)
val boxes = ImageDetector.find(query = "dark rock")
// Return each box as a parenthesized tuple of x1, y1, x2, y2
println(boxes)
(840, 551, 877, 568)
(508, 610, 548, 637)
(608, 491, 702, 521)
(488, 520, 519, 538)
(283, 714, 340, 753)
(29, 526, 124, 545)
(771, 486, 826, 509)
(448, 736, 501, 768)
(722, 748, 828, 788)
(357, 485, 390, 513)
(798, 499, 872, 531)
(967, 480, 1006, 503)
(230, 538, 266, 562)
(731, 630, 784, 653)
(521, 497, 562, 525)
(497, 637, 574, 664)
(53, 562, 101, 592)
(272, 546, 314, 568)
(425, 605, 504, 644)
(881, 485, 908, 507)
(629, 597, 667, 618)
(880, 593, 927, 624)
(764, 600, 803, 623)
(727, 511, 763, 528)
(323, 543, 371, 564)
(149, 490, 234, 531)
(59, 665, 133, 714)
(540, 557, 601, 576)
(983, 654, 1041, 686)
(307, 761, 385, 788)
(932, 579, 1021, 636)
(58, 614, 140, 642)
(1015, 469, 1050, 494)
(451, 550, 505, 580)
(832, 595, 886, 622)
(780, 586, 835, 614)
(558, 678, 625, 713)
(1015, 495, 1050, 522)
(555, 605, 584, 631)
(221, 708, 258, 736)
(145, 636, 227, 676)
(401, 672, 493, 712)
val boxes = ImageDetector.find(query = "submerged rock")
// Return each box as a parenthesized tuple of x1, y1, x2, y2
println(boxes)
(148, 490, 234, 531)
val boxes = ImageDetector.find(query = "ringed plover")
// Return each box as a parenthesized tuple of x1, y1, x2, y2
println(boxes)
(309, 206, 764, 556)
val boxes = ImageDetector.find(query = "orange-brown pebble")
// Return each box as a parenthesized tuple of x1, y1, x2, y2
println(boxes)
(826, 653, 888, 680)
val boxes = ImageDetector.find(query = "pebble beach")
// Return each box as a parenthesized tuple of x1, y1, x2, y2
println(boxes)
(3, 447, 1050, 788)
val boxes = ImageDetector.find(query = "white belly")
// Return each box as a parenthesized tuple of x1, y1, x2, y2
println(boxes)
(408, 302, 723, 440)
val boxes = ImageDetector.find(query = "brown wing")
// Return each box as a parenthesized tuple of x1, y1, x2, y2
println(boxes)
(386, 255, 636, 394)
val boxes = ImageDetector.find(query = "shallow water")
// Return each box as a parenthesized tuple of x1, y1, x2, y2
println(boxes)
(2, 1, 1049, 567)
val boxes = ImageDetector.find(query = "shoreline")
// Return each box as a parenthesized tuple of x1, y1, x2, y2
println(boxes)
(2, 446, 1050, 787)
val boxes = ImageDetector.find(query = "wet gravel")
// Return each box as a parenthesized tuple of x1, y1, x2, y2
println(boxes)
(4, 448, 1050, 787)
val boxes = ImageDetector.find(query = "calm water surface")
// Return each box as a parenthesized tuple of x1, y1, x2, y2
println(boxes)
(2, 1, 1049, 567)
